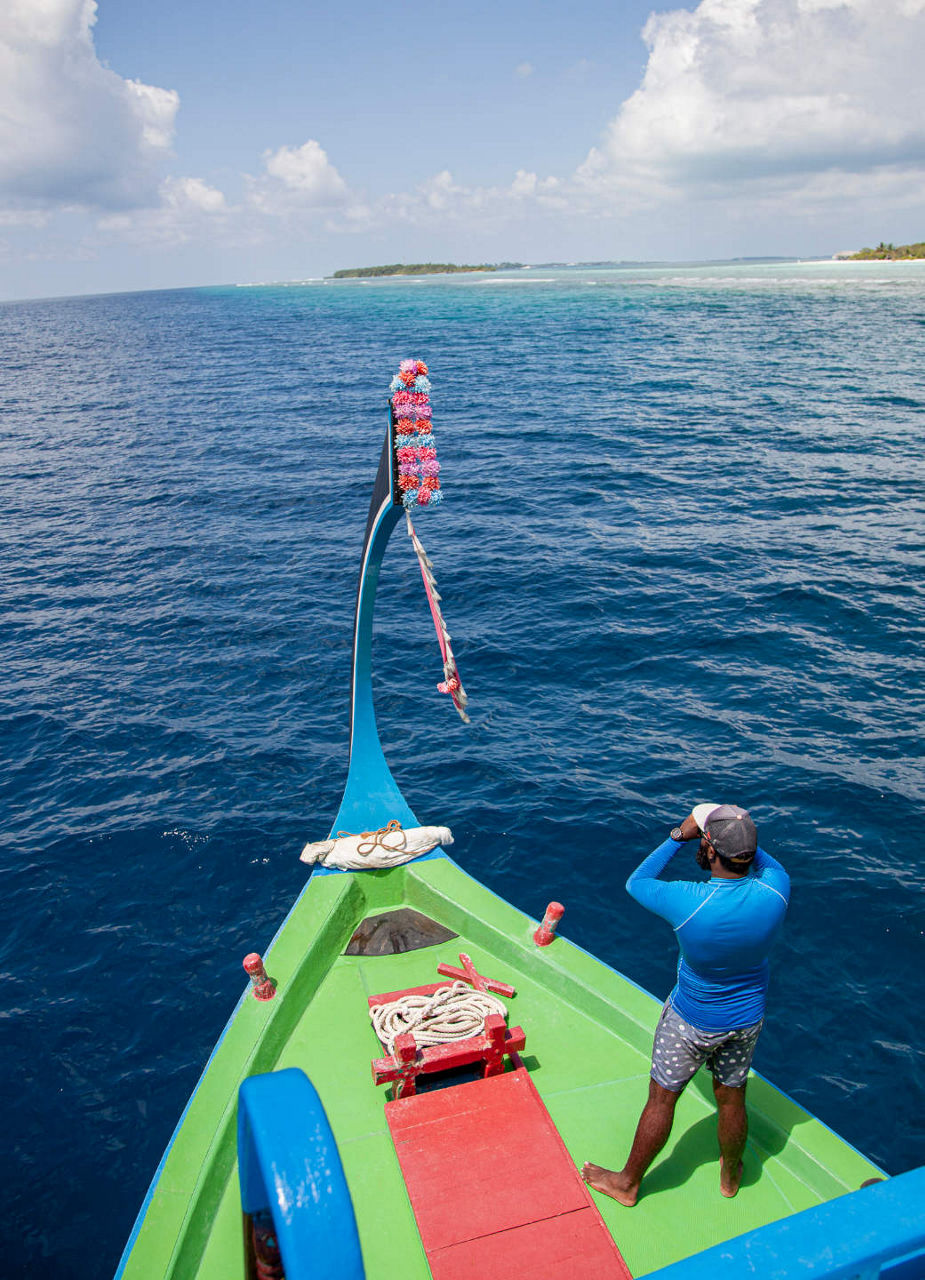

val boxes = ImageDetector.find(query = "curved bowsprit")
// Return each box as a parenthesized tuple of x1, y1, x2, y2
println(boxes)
(329, 360, 468, 837)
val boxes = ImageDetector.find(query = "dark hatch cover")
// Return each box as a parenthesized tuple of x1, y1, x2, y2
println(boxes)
(345, 908, 458, 956)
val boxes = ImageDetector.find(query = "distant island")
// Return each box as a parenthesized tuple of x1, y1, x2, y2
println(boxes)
(330, 258, 803, 278)
(331, 262, 523, 279)
(844, 240, 925, 260)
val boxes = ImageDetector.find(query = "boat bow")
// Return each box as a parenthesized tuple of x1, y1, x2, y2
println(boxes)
(330, 414, 418, 836)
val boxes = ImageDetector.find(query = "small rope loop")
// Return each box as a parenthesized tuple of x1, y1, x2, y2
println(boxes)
(336, 819, 406, 858)
(369, 981, 508, 1054)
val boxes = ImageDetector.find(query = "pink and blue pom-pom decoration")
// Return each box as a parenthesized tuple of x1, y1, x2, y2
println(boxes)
(390, 359, 442, 509)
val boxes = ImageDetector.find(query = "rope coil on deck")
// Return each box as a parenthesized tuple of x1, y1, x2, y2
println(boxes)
(370, 982, 508, 1054)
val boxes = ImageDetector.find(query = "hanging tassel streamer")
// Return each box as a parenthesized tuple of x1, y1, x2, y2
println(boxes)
(406, 511, 469, 723)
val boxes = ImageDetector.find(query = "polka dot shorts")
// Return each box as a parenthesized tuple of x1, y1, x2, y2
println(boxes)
(651, 1000, 763, 1092)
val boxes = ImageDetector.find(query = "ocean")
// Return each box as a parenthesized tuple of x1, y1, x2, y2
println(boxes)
(2, 260, 923, 1277)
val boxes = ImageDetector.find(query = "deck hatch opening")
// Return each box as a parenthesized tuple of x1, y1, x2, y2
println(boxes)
(345, 907, 458, 956)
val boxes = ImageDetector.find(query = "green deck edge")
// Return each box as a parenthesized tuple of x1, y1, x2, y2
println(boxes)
(120, 859, 883, 1280)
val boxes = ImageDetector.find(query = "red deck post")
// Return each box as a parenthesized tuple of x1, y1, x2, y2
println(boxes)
(533, 902, 564, 947)
(482, 1014, 507, 1077)
(372, 1032, 422, 1098)
(243, 953, 276, 1001)
(392, 1033, 420, 1099)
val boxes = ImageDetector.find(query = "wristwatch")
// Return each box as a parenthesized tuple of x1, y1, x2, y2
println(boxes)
(670, 826, 685, 842)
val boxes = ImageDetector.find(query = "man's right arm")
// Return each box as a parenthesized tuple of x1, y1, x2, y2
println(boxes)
(626, 837, 704, 927)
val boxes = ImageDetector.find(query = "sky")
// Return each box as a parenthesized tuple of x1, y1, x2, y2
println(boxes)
(2, 0, 925, 300)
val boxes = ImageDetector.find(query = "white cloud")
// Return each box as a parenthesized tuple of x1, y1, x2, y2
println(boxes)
(250, 140, 349, 213)
(96, 176, 228, 247)
(0, 0, 179, 212)
(511, 169, 540, 197)
(124, 79, 178, 151)
(161, 176, 226, 215)
(0, 208, 51, 228)
(579, 0, 925, 202)
(510, 170, 566, 206)
(369, 168, 565, 231)
(420, 170, 464, 212)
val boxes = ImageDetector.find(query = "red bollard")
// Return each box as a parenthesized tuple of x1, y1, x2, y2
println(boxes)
(243, 952, 276, 1001)
(533, 902, 564, 947)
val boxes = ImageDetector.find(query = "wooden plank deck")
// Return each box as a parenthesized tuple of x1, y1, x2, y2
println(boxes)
(386, 1067, 633, 1280)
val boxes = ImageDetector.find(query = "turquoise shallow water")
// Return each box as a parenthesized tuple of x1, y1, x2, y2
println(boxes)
(1, 261, 924, 1276)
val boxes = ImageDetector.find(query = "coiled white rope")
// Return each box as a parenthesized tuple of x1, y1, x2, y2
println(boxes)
(370, 981, 508, 1055)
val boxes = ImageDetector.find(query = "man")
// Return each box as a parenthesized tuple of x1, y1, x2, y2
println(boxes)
(582, 803, 790, 1205)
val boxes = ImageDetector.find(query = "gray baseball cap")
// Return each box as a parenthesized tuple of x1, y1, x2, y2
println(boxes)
(697, 804, 757, 862)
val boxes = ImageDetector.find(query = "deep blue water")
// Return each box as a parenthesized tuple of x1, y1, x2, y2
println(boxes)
(2, 262, 923, 1277)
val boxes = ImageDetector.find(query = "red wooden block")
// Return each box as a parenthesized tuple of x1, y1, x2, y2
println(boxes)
(372, 1023, 527, 1099)
(387, 1033, 419, 1098)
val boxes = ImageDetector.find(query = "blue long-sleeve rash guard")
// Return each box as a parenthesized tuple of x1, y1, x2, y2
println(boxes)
(626, 839, 790, 1032)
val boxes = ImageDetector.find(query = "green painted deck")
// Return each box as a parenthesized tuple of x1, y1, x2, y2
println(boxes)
(120, 857, 882, 1280)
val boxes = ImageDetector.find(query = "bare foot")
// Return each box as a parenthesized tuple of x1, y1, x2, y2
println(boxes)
(720, 1156, 743, 1198)
(581, 1162, 639, 1207)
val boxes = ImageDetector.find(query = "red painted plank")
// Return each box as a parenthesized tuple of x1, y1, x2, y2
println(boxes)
(429, 1208, 633, 1280)
(385, 1067, 631, 1276)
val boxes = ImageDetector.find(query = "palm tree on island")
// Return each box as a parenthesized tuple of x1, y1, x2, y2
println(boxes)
(846, 239, 925, 260)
